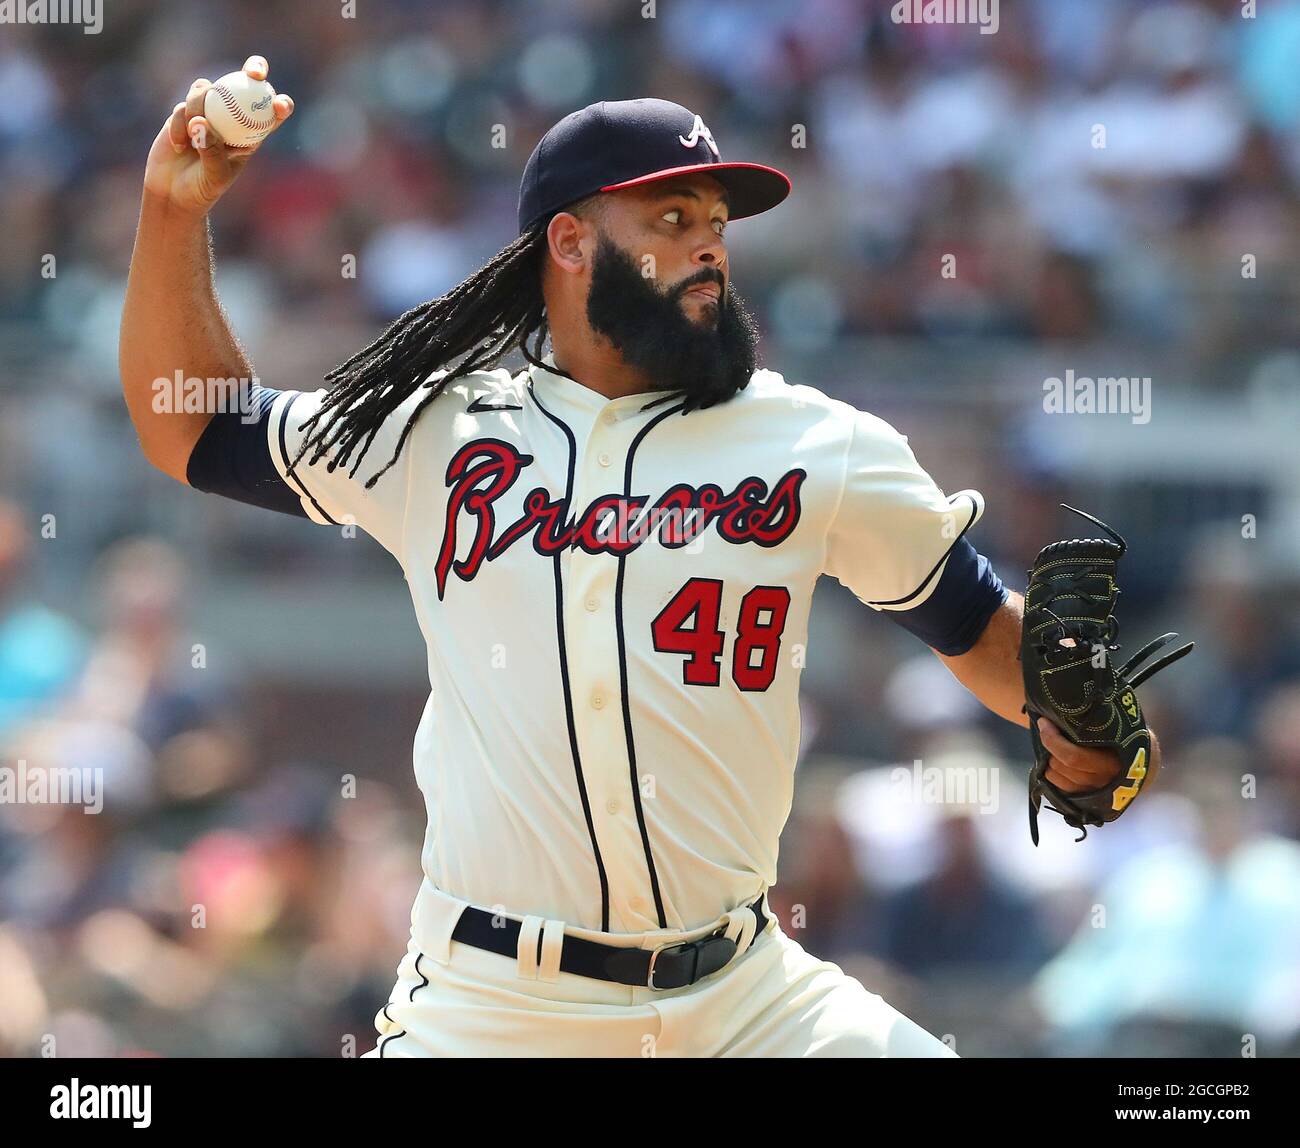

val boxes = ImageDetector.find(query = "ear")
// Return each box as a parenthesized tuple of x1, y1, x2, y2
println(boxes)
(546, 211, 593, 276)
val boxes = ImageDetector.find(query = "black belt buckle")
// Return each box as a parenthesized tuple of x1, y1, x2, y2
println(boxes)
(645, 933, 737, 991)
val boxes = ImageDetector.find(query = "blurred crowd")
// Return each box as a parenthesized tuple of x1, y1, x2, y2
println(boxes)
(2, 0, 1299, 1057)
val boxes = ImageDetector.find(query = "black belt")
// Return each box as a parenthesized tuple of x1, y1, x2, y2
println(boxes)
(450, 893, 770, 990)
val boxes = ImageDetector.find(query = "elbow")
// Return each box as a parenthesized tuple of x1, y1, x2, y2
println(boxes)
(144, 439, 194, 485)
(129, 414, 193, 485)
(119, 378, 196, 484)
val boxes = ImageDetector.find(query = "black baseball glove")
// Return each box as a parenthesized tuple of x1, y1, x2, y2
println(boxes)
(1021, 505, 1193, 845)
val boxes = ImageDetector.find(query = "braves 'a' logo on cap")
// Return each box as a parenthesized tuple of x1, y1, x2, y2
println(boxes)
(679, 114, 719, 158)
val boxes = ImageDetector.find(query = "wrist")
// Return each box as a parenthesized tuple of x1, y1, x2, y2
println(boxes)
(1146, 728, 1163, 788)
(140, 185, 211, 228)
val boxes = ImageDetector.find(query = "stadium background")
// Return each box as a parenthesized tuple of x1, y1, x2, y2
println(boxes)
(2, 0, 1299, 1057)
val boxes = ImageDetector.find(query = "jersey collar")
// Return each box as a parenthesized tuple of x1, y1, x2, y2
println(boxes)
(528, 352, 684, 418)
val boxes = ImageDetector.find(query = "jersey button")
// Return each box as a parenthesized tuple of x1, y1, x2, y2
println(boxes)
(597, 452, 612, 467)
(602, 410, 617, 425)
(628, 896, 646, 912)
(605, 799, 620, 815)
(591, 692, 605, 709)
(585, 597, 599, 612)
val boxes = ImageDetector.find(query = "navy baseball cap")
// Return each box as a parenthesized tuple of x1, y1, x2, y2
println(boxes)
(517, 98, 791, 234)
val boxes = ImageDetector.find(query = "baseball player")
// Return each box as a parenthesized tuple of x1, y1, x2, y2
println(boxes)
(121, 58, 1159, 1057)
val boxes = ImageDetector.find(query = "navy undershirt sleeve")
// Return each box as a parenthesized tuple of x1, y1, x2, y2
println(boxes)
(185, 384, 308, 518)
(884, 536, 1008, 656)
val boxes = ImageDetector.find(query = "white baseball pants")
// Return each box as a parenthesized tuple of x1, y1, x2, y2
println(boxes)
(362, 883, 955, 1058)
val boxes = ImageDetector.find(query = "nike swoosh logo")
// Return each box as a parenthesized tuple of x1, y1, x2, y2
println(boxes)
(467, 396, 523, 413)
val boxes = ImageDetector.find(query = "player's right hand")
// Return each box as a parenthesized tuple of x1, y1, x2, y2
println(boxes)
(143, 55, 293, 216)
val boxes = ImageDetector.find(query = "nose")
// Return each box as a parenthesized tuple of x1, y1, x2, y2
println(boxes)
(693, 250, 726, 295)
(694, 229, 726, 275)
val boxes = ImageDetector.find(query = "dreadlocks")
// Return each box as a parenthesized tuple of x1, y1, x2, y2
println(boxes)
(289, 195, 601, 490)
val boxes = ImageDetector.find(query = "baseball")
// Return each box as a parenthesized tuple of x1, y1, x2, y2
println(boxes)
(203, 69, 276, 149)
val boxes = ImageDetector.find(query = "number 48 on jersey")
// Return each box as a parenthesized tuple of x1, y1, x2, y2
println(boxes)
(651, 578, 791, 692)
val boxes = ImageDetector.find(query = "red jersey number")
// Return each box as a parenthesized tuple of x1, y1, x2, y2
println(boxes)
(652, 578, 790, 692)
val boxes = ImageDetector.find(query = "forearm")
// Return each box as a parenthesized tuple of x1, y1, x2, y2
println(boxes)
(119, 194, 250, 481)
(936, 591, 1030, 728)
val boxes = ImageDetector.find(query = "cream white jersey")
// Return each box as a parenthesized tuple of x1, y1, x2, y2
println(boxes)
(265, 353, 985, 935)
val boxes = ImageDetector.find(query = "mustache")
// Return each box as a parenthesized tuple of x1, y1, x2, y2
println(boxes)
(674, 268, 726, 299)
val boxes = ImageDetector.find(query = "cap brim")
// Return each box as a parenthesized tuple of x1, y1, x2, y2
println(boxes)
(599, 162, 791, 221)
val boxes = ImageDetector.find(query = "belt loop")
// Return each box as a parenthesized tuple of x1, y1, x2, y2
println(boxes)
(516, 915, 544, 980)
(723, 905, 758, 957)
(537, 919, 565, 982)
(414, 882, 469, 965)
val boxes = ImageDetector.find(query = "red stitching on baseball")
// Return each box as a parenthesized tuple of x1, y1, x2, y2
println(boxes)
(212, 84, 273, 135)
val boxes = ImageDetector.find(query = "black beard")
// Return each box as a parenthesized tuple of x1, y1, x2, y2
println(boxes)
(583, 232, 760, 410)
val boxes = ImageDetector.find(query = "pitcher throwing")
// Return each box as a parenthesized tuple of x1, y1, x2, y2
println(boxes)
(121, 57, 1174, 1057)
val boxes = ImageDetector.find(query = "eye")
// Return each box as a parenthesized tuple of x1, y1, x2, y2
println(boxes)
(712, 218, 727, 237)
(662, 209, 682, 225)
